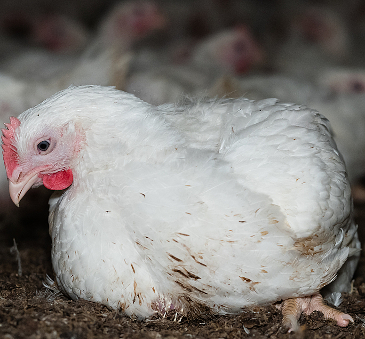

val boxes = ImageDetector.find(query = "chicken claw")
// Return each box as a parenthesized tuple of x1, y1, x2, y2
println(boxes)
(281, 293, 353, 333)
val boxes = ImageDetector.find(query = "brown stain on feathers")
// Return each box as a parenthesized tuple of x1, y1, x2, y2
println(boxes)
(117, 300, 126, 312)
(177, 242, 207, 267)
(168, 253, 183, 262)
(173, 268, 201, 280)
(133, 280, 143, 306)
(191, 254, 207, 267)
(294, 233, 325, 256)
(135, 240, 148, 250)
(175, 280, 207, 295)
(239, 276, 260, 291)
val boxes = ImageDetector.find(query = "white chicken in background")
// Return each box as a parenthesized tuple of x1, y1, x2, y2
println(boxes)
(29, 13, 89, 53)
(164, 25, 264, 75)
(87, 0, 166, 56)
(0, 11, 90, 82)
(318, 68, 365, 94)
(294, 6, 350, 59)
(191, 26, 264, 75)
(2, 85, 360, 332)
(0, 10, 89, 53)
(125, 26, 264, 105)
(0, 0, 166, 84)
(65, 0, 166, 90)
(310, 95, 365, 183)
(1, 51, 80, 83)
(125, 62, 217, 106)
(273, 5, 351, 80)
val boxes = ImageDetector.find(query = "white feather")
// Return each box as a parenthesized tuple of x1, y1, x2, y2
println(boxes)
(14, 86, 359, 318)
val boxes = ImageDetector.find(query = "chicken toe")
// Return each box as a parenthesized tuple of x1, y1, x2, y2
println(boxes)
(281, 293, 353, 332)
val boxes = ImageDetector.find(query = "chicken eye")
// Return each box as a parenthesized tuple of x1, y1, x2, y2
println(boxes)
(35, 137, 56, 155)
(37, 140, 50, 152)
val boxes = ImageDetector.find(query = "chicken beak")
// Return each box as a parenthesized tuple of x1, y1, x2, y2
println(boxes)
(9, 172, 40, 207)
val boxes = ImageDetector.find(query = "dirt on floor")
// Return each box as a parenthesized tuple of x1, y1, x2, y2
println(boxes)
(1, 188, 365, 339)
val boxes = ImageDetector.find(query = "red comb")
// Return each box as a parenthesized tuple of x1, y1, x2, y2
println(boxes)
(2, 116, 20, 178)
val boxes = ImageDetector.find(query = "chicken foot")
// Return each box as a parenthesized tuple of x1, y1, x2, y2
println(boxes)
(280, 293, 353, 332)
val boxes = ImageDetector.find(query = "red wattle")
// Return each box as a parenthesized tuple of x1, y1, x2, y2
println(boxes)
(42, 169, 73, 190)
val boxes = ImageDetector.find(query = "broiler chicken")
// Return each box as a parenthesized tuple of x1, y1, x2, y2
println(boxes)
(69, 0, 166, 89)
(2, 86, 360, 332)
(273, 5, 351, 81)
(89, 0, 166, 55)
(318, 68, 365, 94)
(0, 12, 89, 82)
(126, 26, 264, 105)
(30, 14, 89, 53)
(1, 1, 165, 84)
(191, 26, 264, 75)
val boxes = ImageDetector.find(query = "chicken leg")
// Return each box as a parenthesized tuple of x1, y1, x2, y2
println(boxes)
(281, 293, 353, 332)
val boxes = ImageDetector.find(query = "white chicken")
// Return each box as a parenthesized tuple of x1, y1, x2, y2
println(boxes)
(126, 26, 265, 106)
(273, 5, 351, 81)
(29, 13, 89, 53)
(317, 68, 365, 94)
(125, 64, 213, 106)
(2, 86, 360, 332)
(0, 8, 89, 52)
(66, 0, 166, 90)
(0, 1, 165, 84)
(89, 0, 166, 56)
(0, 11, 89, 82)
(190, 26, 264, 75)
